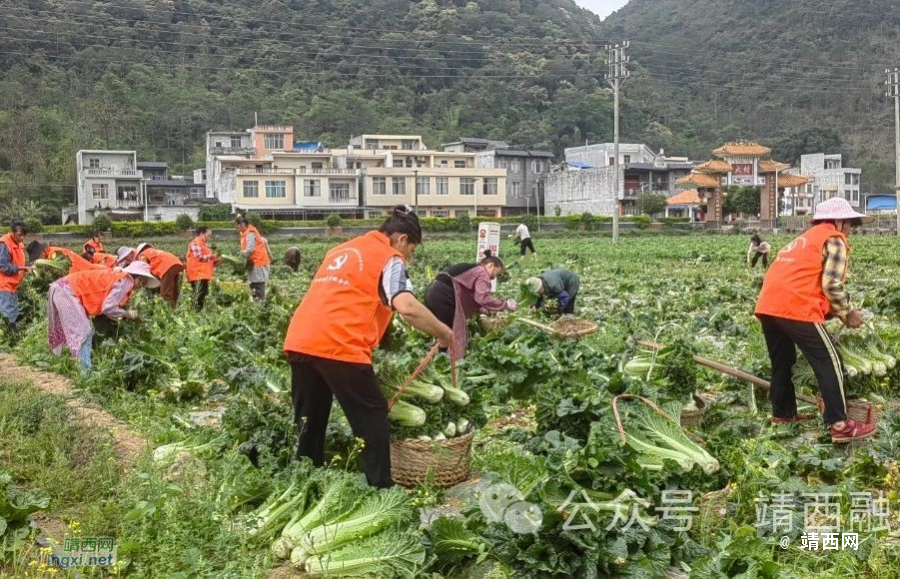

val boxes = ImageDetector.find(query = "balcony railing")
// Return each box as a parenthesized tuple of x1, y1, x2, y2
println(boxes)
(237, 167, 358, 176)
(210, 146, 256, 156)
(113, 198, 144, 208)
(327, 195, 358, 205)
(84, 168, 143, 178)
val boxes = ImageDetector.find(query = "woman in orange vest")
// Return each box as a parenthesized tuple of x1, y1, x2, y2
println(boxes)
(136, 243, 185, 308)
(84, 246, 117, 268)
(83, 232, 105, 255)
(235, 216, 271, 302)
(283, 206, 454, 487)
(755, 198, 875, 443)
(186, 226, 219, 311)
(47, 261, 158, 368)
(0, 220, 33, 332)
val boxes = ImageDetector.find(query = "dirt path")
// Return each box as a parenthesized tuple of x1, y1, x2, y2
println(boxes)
(0, 353, 146, 466)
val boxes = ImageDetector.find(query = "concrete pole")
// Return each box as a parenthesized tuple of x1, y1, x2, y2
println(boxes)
(613, 77, 620, 244)
(895, 94, 899, 235)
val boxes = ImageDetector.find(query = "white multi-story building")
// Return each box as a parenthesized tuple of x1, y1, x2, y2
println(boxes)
(74, 150, 145, 224)
(799, 153, 862, 210)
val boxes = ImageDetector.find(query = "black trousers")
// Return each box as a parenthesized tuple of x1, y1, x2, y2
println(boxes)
(751, 252, 769, 268)
(758, 315, 847, 426)
(290, 353, 392, 487)
(190, 280, 209, 311)
(520, 238, 536, 256)
(424, 281, 455, 328)
(250, 282, 266, 302)
(562, 294, 577, 314)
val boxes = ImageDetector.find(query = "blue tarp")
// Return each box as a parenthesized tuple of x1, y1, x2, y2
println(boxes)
(294, 141, 325, 153)
(867, 195, 897, 212)
(567, 161, 594, 169)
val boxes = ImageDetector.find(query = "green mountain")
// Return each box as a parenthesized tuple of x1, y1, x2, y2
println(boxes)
(1, 0, 898, 221)
(600, 0, 900, 194)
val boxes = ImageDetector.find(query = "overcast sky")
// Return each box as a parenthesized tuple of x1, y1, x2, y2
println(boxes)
(574, 0, 631, 19)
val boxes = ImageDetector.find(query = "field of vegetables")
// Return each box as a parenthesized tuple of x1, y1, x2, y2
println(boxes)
(3, 231, 900, 578)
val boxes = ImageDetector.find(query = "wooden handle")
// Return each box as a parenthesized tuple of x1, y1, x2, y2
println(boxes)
(631, 338, 819, 405)
(515, 317, 559, 335)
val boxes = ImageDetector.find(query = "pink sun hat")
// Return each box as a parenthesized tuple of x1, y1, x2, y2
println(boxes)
(123, 260, 160, 289)
(810, 197, 874, 224)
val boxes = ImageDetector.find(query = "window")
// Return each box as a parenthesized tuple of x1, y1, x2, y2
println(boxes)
(89, 158, 100, 169)
(416, 177, 430, 196)
(440, 160, 449, 168)
(392, 177, 406, 196)
(312, 162, 323, 170)
(91, 183, 108, 200)
(483, 178, 498, 196)
(304, 179, 321, 197)
(510, 182, 521, 199)
(405, 158, 414, 168)
(231, 136, 242, 148)
(265, 180, 286, 198)
(117, 185, 138, 201)
(510, 160, 521, 173)
(623, 155, 631, 164)
(432, 209, 450, 218)
(393, 159, 404, 168)
(243, 181, 259, 198)
(401, 140, 416, 150)
(845, 173, 860, 185)
(531, 160, 544, 173)
(330, 182, 351, 201)
(455, 209, 469, 217)
(609, 157, 615, 166)
(264, 134, 284, 150)
(496, 158, 508, 169)
(851, 190, 860, 203)
(372, 177, 386, 195)
(454, 160, 466, 169)
(436, 177, 449, 195)
(460, 178, 476, 196)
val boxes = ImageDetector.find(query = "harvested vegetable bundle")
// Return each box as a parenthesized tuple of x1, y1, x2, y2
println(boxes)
(623, 337, 697, 402)
(622, 402, 720, 475)
(380, 361, 484, 441)
(836, 333, 896, 378)
(290, 486, 413, 567)
(303, 529, 426, 577)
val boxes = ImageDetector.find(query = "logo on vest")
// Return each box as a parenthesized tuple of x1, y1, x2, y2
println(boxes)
(781, 236, 808, 255)
(326, 254, 349, 271)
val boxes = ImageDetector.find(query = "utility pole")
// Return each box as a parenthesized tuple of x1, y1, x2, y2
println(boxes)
(413, 169, 419, 213)
(886, 67, 900, 235)
(606, 41, 630, 244)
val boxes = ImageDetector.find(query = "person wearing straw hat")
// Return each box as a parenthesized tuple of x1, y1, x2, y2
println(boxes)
(47, 261, 159, 368)
(0, 220, 33, 333)
(135, 242, 185, 308)
(526, 268, 580, 315)
(755, 197, 875, 443)
(283, 205, 454, 488)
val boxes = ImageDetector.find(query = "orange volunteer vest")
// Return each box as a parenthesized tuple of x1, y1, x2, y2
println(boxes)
(186, 237, 215, 282)
(755, 223, 848, 323)
(84, 238, 104, 254)
(68, 269, 132, 316)
(0, 233, 26, 293)
(45, 246, 104, 274)
(284, 231, 404, 364)
(240, 225, 271, 268)
(139, 248, 183, 278)
(91, 252, 117, 268)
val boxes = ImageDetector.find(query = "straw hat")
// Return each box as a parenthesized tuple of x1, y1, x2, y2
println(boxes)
(123, 260, 160, 288)
(525, 277, 543, 294)
(811, 198, 874, 224)
(116, 246, 135, 265)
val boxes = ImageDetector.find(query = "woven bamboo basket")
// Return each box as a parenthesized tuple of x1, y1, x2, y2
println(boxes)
(390, 428, 474, 489)
(479, 314, 512, 332)
(693, 484, 732, 537)
(549, 317, 598, 339)
(680, 395, 709, 429)
(816, 395, 883, 425)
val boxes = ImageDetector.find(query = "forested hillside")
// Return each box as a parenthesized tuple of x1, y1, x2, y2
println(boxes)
(1, 0, 899, 221)
(601, 0, 900, 193)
